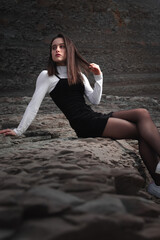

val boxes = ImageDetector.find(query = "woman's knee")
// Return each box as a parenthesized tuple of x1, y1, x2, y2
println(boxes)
(136, 108, 151, 120)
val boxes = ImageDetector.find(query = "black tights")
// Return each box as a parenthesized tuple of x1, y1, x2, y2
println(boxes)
(102, 108, 160, 185)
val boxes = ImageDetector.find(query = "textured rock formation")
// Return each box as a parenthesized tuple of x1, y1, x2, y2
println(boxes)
(0, 0, 160, 96)
(0, 94, 160, 240)
(0, 1, 160, 239)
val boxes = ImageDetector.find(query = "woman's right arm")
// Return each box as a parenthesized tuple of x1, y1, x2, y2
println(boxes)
(0, 71, 49, 136)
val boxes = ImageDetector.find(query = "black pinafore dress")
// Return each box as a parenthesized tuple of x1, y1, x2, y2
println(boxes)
(49, 76, 112, 138)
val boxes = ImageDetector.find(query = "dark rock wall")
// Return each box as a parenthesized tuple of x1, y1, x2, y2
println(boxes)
(0, 0, 160, 92)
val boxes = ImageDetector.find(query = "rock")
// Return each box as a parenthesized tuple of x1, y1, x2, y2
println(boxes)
(0, 95, 160, 239)
(138, 223, 160, 240)
(119, 196, 160, 217)
(10, 213, 145, 240)
(0, 229, 16, 240)
(0, 206, 22, 228)
(114, 171, 144, 195)
(74, 194, 126, 215)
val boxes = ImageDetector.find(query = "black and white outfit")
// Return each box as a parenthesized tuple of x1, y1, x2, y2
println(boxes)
(14, 66, 112, 137)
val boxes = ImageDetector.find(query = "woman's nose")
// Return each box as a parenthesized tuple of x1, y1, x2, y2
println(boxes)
(56, 46, 60, 52)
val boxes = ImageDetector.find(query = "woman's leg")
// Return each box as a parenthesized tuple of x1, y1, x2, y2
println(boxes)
(102, 108, 160, 185)
(111, 108, 160, 156)
(138, 137, 160, 185)
(102, 117, 138, 140)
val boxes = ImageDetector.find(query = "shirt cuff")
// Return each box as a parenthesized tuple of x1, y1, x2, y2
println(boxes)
(94, 72, 103, 81)
(13, 128, 21, 136)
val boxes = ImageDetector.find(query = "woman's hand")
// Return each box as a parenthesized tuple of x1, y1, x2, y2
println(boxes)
(89, 63, 101, 75)
(0, 129, 16, 136)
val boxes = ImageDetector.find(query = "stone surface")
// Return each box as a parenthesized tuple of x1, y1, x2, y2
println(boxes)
(0, 1, 160, 238)
(0, 94, 160, 239)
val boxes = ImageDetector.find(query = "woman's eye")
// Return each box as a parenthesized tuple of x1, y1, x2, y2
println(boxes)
(52, 45, 65, 50)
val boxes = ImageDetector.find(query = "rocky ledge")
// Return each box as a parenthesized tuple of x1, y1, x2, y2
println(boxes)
(0, 94, 160, 240)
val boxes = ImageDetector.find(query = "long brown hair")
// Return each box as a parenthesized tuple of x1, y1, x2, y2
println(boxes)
(47, 33, 90, 85)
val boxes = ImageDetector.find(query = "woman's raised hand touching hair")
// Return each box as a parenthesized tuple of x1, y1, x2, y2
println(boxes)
(89, 63, 101, 75)
(0, 129, 16, 136)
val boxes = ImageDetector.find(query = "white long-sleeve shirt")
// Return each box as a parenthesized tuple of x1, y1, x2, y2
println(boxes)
(13, 66, 103, 136)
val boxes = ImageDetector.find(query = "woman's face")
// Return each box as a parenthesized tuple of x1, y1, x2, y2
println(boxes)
(51, 37, 67, 66)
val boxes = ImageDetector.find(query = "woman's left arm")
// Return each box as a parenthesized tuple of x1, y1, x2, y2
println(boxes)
(83, 63, 103, 105)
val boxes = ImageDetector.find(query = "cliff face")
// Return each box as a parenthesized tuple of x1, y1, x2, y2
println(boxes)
(0, 0, 160, 94)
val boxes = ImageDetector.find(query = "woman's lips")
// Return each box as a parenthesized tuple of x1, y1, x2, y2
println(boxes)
(56, 54, 61, 57)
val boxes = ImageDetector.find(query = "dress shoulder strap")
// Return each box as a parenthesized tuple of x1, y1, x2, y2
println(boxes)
(55, 74, 61, 80)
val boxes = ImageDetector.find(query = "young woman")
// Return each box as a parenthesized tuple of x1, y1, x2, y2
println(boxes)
(0, 33, 160, 198)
